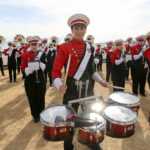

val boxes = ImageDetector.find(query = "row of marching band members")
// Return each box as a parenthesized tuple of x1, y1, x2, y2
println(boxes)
(94, 33, 150, 96)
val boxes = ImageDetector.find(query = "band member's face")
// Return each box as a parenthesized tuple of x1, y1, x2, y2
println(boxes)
(30, 43, 39, 50)
(128, 39, 132, 44)
(116, 44, 122, 50)
(148, 39, 150, 44)
(137, 39, 145, 45)
(72, 25, 86, 41)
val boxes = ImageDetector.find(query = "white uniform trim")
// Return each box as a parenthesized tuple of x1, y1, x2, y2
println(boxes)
(92, 72, 102, 83)
(6, 48, 13, 57)
(54, 78, 63, 89)
(37, 51, 43, 59)
(73, 42, 91, 80)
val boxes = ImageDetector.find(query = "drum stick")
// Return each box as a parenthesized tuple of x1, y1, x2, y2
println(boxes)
(109, 85, 124, 90)
(64, 54, 71, 85)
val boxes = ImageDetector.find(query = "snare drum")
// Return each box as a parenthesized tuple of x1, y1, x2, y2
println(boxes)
(78, 111, 105, 145)
(108, 92, 140, 113)
(82, 100, 105, 114)
(103, 105, 137, 137)
(40, 105, 75, 141)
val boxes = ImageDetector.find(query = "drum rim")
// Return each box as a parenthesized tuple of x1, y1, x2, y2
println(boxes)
(83, 100, 105, 111)
(79, 110, 106, 131)
(103, 105, 137, 125)
(40, 104, 75, 127)
(108, 92, 140, 107)
(79, 127, 105, 135)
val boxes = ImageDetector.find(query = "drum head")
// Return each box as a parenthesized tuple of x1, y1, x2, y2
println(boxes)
(104, 105, 137, 125)
(79, 111, 105, 130)
(40, 105, 75, 126)
(109, 92, 140, 106)
(83, 100, 105, 113)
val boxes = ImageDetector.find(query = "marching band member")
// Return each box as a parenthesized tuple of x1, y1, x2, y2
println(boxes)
(4, 42, 18, 82)
(144, 32, 150, 88)
(130, 35, 148, 96)
(95, 44, 104, 71)
(0, 48, 5, 76)
(125, 37, 134, 80)
(21, 36, 46, 123)
(46, 43, 57, 86)
(103, 41, 113, 82)
(86, 35, 96, 96)
(52, 13, 108, 150)
(110, 39, 126, 91)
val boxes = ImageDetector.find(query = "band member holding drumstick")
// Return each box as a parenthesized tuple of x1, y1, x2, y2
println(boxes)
(130, 35, 148, 96)
(21, 36, 46, 123)
(52, 13, 108, 150)
(110, 39, 126, 91)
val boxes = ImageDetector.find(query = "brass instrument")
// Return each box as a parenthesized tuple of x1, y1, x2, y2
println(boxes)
(86, 35, 95, 43)
(0, 36, 6, 46)
(51, 36, 58, 47)
(14, 34, 25, 43)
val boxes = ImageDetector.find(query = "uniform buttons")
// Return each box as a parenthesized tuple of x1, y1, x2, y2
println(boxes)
(75, 54, 77, 56)
(72, 48, 74, 50)
(74, 51, 76, 53)
(77, 60, 79, 62)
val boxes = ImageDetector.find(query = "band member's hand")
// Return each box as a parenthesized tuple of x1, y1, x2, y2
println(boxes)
(59, 84, 67, 94)
(99, 80, 109, 87)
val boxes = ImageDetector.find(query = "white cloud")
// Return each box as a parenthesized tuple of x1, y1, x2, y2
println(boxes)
(0, 0, 150, 43)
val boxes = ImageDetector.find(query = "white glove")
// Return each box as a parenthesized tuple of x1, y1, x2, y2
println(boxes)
(115, 57, 124, 65)
(94, 58, 99, 65)
(109, 48, 113, 52)
(25, 67, 34, 76)
(142, 45, 148, 52)
(40, 62, 46, 71)
(133, 51, 143, 60)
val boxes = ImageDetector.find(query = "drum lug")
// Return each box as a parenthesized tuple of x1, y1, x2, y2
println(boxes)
(54, 127, 57, 136)
(124, 125, 126, 134)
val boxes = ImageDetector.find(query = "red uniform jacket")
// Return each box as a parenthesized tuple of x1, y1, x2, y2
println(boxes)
(130, 44, 142, 60)
(52, 38, 90, 80)
(96, 48, 103, 55)
(21, 50, 39, 72)
(125, 44, 131, 54)
(110, 49, 122, 65)
(103, 47, 113, 57)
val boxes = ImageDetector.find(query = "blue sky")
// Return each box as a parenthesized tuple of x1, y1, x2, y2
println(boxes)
(0, 0, 150, 45)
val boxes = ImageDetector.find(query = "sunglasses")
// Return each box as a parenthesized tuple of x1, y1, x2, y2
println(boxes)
(116, 44, 123, 46)
(138, 39, 144, 42)
(30, 43, 38, 46)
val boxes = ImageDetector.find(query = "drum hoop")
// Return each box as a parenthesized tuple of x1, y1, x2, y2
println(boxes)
(103, 114, 137, 125)
(108, 100, 140, 107)
(108, 92, 141, 107)
(40, 104, 75, 127)
(79, 125, 105, 134)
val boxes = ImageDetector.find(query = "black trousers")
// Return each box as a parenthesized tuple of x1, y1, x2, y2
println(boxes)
(8, 63, 16, 81)
(131, 66, 148, 95)
(63, 80, 100, 150)
(0, 57, 4, 75)
(106, 64, 112, 82)
(97, 56, 103, 71)
(112, 64, 125, 92)
(148, 71, 150, 89)
(17, 57, 21, 74)
(125, 61, 131, 80)
(24, 73, 46, 118)
(46, 60, 54, 85)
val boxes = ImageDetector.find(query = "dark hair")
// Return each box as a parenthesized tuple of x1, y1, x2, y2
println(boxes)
(71, 23, 87, 30)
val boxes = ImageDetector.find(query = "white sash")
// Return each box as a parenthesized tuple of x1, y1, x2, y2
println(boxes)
(73, 42, 91, 80)
(6, 49, 13, 57)
(37, 51, 43, 60)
